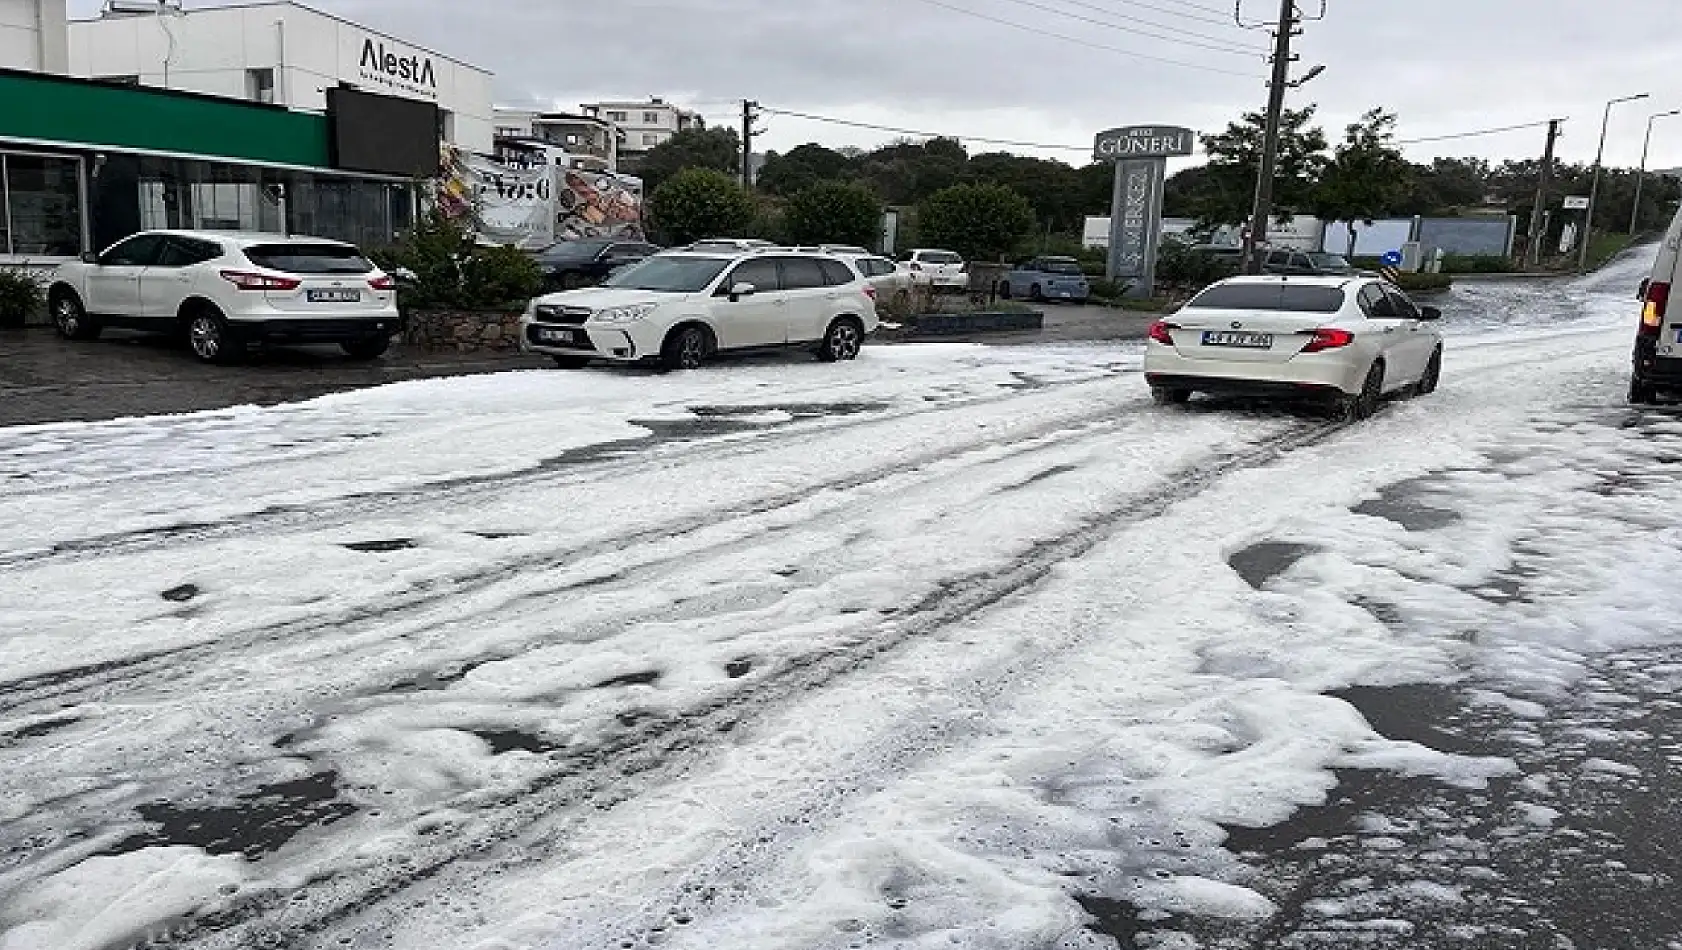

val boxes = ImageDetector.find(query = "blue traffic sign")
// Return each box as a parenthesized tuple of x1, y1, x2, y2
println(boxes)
(1380, 250, 1404, 267)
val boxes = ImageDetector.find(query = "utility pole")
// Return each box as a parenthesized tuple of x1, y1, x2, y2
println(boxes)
(741, 100, 762, 190)
(1241, 0, 1302, 275)
(1527, 119, 1561, 269)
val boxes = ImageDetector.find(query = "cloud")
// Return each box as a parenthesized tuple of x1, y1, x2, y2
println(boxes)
(66, 0, 1682, 169)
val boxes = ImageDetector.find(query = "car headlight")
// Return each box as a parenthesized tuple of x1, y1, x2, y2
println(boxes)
(593, 303, 658, 324)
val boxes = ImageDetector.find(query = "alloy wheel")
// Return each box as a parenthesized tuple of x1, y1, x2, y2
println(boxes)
(189, 315, 222, 361)
(829, 322, 862, 360)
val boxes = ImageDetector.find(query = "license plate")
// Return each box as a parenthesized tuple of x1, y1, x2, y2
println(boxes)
(307, 289, 360, 303)
(1202, 331, 1273, 348)
(537, 328, 578, 344)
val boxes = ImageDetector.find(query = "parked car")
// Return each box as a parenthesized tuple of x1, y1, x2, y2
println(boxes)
(903, 248, 968, 292)
(521, 249, 879, 371)
(1631, 204, 1682, 403)
(531, 238, 660, 291)
(45, 229, 400, 364)
(835, 253, 912, 305)
(682, 238, 778, 253)
(1262, 247, 1361, 277)
(997, 256, 1090, 303)
(1143, 275, 1444, 420)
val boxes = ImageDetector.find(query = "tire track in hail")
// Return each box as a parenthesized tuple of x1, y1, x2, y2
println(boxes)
(0, 371, 1131, 572)
(156, 420, 1341, 950)
(0, 393, 1140, 716)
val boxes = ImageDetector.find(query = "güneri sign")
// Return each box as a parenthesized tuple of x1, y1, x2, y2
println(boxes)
(1093, 126, 1196, 161)
(1095, 124, 1197, 298)
(359, 38, 438, 97)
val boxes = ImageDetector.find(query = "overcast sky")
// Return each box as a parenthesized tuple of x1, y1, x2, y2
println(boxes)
(68, 0, 1682, 173)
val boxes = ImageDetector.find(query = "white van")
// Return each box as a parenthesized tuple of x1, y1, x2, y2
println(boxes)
(1631, 212, 1682, 403)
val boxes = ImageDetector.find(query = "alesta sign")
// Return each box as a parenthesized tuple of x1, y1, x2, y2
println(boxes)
(1093, 126, 1196, 161)
(359, 38, 438, 98)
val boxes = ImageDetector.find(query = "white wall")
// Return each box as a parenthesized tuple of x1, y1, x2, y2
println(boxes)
(68, 2, 493, 151)
(0, 0, 68, 73)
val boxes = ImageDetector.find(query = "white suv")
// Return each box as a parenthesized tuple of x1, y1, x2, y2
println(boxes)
(46, 230, 400, 364)
(521, 249, 879, 370)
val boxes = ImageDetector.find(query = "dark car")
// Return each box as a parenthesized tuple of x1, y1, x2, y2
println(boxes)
(531, 239, 660, 291)
(1261, 248, 1360, 277)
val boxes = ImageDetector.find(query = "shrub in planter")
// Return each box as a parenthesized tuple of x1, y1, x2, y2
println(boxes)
(1392, 272, 1453, 293)
(371, 211, 544, 311)
(0, 267, 44, 328)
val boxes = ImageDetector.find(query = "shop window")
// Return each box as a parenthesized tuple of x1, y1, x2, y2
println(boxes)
(246, 68, 276, 104)
(1, 154, 84, 257)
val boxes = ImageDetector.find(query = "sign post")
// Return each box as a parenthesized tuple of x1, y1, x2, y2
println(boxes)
(1095, 125, 1196, 299)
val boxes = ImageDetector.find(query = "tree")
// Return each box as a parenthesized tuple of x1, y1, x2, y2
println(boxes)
(632, 127, 742, 193)
(1312, 108, 1413, 256)
(757, 143, 857, 196)
(966, 153, 1083, 232)
(1188, 106, 1329, 229)
(783, 181, 883, 247)
(1400, 156, 1490, 215)
(917, 183, 1037, 262)
(856, 137, 970, 206)
(648, 169, 757, 246)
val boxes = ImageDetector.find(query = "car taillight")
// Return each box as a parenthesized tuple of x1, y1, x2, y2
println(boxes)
(863, 285, 877, 301)
(1301, 328, 1355, 353)
(1640, 280, 1670, 338)
(1147, 321, 1176, 345)
(220, 270, 301, 291)
(368, 275, 396, 291)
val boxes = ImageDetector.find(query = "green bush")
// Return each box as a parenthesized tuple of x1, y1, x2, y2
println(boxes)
(784, 181, 883, 248)
(1088, 278, 1128, 300)
(917, 183, 1037, 263)
(1156, 239, 1237, 292)
(0, 267, 45, 327)
(1440, 254, 1512, 274)
(372, 210, 543, 310)
(648, 168, 757, 246)
(1392, 272, 1453, 293)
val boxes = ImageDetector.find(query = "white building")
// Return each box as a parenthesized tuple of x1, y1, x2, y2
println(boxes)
(581, 97, 702, 158)
(67, 0, 494, 151)
(0, 0, 69, 73)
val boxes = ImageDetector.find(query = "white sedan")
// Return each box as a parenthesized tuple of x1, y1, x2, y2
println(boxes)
(1143, 275, 1444, 419)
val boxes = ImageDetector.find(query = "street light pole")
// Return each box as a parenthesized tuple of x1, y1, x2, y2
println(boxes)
(1579, 92, 1649, 271)
(1630, 109, 1679, 235)
(1241, 0, 1300, 276)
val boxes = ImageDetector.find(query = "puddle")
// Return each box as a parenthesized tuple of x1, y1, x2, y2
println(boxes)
(594, 670, 662, 689)
(537, 403, 889, 469)
(105, 771, 357, 861)
(343, 539, 417, 553)
(1353, 479, 1462, 532)
(725, 659, 754, 679)
(999, 464, 1079, 493)
(161, 583, 201, 603)
(471, 531, 529, 540)
(472, 730, 558, 755)
(688, 402, 887, 418)
(1228, 542, 1320, 589)
(387, 660, 488, 694)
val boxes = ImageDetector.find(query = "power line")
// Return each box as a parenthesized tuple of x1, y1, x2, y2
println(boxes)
(996, 0, 1264, 54)
(904, 0, 1260, 77)
(758, 106, 1094, 153)
(1392, 121, 1560, 147)
(1094, 0, 1250, 27)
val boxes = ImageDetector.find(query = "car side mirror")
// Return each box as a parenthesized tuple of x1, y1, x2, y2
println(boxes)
(1419, 305, 1442, 321)
(81, 251, 99, 265)
(729, 281, 757, 300)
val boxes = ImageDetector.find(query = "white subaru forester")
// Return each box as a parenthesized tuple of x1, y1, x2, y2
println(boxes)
(521, 249, 879, 371)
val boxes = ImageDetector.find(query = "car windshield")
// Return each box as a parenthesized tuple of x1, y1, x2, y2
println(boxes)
(1186, 283, 1346, 313)
(919, 251, 962, 264)
(243, 243, 373, 274)
(1308, 252, 1351, 269)
(1039, 259, 1083, 275)
(541, 239, 612, 261)
(603, 255, 731, 292)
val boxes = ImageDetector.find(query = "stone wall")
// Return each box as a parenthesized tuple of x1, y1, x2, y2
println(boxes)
(404, 309, 526, 353)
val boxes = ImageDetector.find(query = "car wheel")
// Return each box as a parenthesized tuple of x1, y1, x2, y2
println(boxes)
(1339, 362, 1385, 421)
(817, 318, 864, 362)
(1029, 283, 1044, 302)
(1628, 373, 1659, 405)
(341, 336, 391, 361)
(1416, 346, 1443, 396)
(997, 282, 1012, 300)
(552, 355, 592, 369)
(51, 291, 101, 340)
(1151, 386, 1191, 406)
(186, 307, 244, 365)
(660, 325, 712, 372)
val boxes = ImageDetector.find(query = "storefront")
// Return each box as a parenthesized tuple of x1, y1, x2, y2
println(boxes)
(0, 66, 414, 266)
